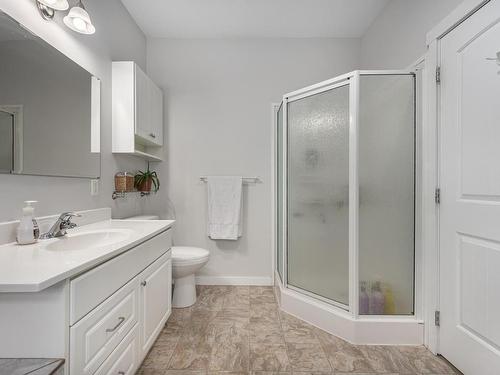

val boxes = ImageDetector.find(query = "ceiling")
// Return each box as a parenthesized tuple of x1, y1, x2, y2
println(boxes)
(120, 0, 390, 39)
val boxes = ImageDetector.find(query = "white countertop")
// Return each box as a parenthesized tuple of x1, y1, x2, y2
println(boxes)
(0, 219, 175, 293)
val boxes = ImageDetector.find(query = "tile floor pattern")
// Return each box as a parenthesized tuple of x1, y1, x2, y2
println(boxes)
(137, 286, 458, 375)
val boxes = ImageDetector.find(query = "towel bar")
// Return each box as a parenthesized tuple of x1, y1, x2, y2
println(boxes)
(199, 176, 260, 183)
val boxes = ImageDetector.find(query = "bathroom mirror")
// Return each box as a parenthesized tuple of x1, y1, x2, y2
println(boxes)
(0, 11, 100, 178)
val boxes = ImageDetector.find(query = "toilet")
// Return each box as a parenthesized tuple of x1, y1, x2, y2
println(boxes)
(170, 246, 209, 307)
(124, 215, 210, 308)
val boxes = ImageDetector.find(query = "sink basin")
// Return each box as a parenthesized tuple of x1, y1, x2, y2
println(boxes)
(44, 229, 132, 252)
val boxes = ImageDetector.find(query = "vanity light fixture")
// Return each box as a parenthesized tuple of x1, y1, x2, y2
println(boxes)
(35, 0, 69, 20)
(63, 0, 95, 35)
(35, 0, 95, 35)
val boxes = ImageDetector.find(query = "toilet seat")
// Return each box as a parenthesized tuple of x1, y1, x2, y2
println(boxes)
(172, 246, 210, 266)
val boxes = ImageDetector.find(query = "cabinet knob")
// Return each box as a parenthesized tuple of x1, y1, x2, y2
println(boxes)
(149, 133, 156, 138)
(141, 280, 147, 286)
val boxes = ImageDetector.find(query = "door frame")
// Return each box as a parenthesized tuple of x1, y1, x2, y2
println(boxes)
(271, 101, 281, 286)
(0, 105, 23, 174)
(423, 0, 492, 354)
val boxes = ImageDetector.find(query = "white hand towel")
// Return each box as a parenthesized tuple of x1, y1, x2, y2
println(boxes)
(207, 176, 243, 240)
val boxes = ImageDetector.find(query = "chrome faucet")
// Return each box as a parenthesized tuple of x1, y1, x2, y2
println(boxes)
(40, 212, 81, 239)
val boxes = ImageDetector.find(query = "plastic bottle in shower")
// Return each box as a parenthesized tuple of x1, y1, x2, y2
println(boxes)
(382, 282, 395, 315)
(369, 281, 385, 314)
(359, 281, 369, 314)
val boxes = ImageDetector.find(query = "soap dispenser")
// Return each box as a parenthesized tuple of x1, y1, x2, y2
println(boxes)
(16, 200, 40, 245)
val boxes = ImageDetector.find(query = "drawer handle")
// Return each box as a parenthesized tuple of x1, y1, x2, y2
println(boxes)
(118, 372, 125, 375)
(141, 280, 147, 287)
(149, 133, 156, 138)
(106, 317, 125, 333)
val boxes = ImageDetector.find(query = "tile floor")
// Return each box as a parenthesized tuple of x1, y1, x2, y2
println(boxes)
(137, 286, 458, 375)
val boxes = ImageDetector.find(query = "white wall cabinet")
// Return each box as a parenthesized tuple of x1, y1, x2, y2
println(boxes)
(112, 61, 163, 161)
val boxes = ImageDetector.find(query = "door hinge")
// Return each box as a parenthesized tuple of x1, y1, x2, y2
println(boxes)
(436, 66, 441, 84)
(435, 188, 441, 204)
(435, 310, 441, 326)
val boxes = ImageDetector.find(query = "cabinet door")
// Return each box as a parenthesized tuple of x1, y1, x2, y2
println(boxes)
(149, 82, 163, 146)
(139, 253, 172, 358)
(135, 65, 151, 142)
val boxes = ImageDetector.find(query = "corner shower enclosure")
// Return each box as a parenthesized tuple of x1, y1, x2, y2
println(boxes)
(276, 71, 416, 318)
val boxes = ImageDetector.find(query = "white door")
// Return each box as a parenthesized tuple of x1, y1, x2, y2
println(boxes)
(439, 1, 500, 374)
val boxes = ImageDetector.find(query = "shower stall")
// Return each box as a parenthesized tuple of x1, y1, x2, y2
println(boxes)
(275, 70, 419, 344)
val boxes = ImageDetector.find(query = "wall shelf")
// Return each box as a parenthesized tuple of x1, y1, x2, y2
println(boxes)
(112, 190, 152, 200)
(114, 150, 162, 162)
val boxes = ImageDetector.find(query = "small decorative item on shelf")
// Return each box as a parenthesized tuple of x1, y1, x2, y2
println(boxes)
(134, 163, 160, 193)
(114, 172, 135, 192)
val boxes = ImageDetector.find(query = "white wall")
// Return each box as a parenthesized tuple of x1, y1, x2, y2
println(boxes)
(147, 38, 360, 283)
(360, 0, 463, 69)
(0, 0, 152, 222)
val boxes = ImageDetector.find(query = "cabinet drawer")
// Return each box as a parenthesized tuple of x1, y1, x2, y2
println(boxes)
(70, 277, 139, 375)
(70, 228, 172, 324)
(95, 324, 140, 375)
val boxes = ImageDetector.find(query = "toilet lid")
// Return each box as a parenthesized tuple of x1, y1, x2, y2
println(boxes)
(172, 246, 209, 263)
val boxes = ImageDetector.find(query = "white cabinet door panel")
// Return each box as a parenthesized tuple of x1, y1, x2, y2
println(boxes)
(150, 82, 163, 146)
(135, 65, 150, 142)
(140, 253, 172, 358)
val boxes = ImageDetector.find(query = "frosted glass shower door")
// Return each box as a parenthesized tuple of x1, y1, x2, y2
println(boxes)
(358, 74, 415, 315)
(287, 84, 350, 306)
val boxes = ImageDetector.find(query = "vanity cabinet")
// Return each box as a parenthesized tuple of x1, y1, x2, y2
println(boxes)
(69, 230, 172, 375)
(0, 213, 175, 375)
(112, 61, 163, 161)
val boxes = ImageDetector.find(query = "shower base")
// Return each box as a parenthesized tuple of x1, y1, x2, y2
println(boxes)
(274, 272, 423, 345)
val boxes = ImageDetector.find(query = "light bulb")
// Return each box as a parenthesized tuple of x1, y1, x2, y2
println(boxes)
(63, 2, 95, 35)
(72, 17, 87, 32)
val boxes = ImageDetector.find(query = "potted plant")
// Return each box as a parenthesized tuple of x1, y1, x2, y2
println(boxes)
(134, 163, 160, 193)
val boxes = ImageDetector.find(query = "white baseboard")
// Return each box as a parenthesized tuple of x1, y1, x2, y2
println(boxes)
(195, 276, 273, 286)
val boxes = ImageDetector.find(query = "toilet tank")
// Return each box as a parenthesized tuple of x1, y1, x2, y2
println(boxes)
(124, 215, 159, 220)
